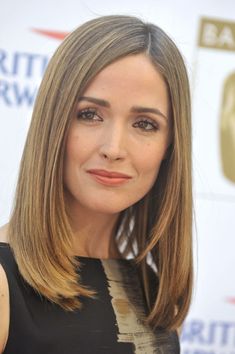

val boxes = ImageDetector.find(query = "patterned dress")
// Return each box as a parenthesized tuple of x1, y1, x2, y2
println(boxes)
(0, 242, 180, 353)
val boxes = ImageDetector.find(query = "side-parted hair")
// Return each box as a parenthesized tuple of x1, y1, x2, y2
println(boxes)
(9, 15, 192, 330)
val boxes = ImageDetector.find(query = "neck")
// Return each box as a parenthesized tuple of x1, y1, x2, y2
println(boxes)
(67, 202, 121, 259)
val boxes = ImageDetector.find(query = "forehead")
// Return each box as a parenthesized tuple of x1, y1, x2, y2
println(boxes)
(81, 54, 169, 115)
(89, 54, 164, 87)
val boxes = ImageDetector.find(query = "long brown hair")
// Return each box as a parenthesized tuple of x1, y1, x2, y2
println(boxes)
(9, 15, 192, 330)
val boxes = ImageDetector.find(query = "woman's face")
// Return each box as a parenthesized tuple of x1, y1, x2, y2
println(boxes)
(64, 54, 171, 216)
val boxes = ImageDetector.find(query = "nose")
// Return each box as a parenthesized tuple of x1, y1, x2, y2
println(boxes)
(99, 122, 127, 161)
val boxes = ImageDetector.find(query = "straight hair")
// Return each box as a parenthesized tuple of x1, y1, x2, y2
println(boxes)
(8, 15, 192, 330)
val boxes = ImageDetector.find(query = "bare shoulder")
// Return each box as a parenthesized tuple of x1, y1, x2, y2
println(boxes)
(0, 263, 10, 352)
(0, 224, 9, 243)
(0, 224, 10, 352)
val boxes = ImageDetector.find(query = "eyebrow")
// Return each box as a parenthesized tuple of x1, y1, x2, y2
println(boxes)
(78, 96, 168, 120)
(130, 106, 167, 120)
(78, 96, 110, 107)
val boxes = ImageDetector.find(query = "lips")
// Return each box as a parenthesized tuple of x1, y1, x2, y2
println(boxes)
(87, 169, 132, 186)
(87, 169, 131, 178)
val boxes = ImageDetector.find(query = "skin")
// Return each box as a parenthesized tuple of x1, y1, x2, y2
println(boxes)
(0, 53, 171, 349)
(64, 53, 171, 258)
(0, 225, 9, 353)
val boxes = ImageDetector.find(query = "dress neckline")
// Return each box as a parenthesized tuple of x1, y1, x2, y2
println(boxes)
(75, 255, 133, 262)
(0, 242, 133, 262)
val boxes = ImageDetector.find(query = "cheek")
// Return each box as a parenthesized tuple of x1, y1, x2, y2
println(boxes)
(65, 132, 91, 166)
(135, 152, 164, 198)
(136, 144, 166, 177)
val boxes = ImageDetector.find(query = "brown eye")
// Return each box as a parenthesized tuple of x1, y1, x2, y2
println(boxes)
(77, 108, 102, 122)
(133, 119, 159, 132)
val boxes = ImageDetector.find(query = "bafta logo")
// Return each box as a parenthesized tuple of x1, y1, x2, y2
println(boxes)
(220, 72, 235, 183)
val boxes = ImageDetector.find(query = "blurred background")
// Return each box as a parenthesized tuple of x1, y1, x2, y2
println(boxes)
(1, 0, 235, 352)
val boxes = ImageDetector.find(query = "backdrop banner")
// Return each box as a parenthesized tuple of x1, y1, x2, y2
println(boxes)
(181, 16, 235, 354)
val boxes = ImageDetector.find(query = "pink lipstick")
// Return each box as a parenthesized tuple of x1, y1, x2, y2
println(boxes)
(87, 169, 132, 186)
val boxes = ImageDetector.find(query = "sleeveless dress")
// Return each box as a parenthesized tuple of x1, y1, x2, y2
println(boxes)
(0, 242, 180, 353)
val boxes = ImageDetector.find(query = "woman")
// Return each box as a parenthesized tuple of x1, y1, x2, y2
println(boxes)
(0, 15, 192, 353)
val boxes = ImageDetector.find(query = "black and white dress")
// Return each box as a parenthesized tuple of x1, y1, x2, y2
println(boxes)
(0, 242, 180, 353)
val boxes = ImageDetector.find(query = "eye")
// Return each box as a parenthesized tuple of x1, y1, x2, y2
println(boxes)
(133, 119, 159, 132)
(77, 108, 102, 122)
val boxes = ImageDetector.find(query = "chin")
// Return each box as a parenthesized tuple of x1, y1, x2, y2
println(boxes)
(87, 203, 128, 215)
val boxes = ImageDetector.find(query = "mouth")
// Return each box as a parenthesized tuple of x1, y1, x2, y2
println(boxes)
(86, 169, 132, 186)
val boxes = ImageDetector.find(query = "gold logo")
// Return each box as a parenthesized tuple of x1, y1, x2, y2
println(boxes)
(198, 17, 235, 52)
(220, 72, 235, 183)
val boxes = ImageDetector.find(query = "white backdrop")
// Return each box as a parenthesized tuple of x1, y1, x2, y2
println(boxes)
(1, 1, 235, 353)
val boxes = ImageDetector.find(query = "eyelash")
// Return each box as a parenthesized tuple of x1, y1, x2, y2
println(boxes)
(76, 108, 159, 132)
(77, 108, 102, 122)
(132, 119, 159, 132)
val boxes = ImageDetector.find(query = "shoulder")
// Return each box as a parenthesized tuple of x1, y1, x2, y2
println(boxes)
(0, 224, 11, 352)
(0, 225, 18, 282)
(0, 254, 10, 353)
(0, 224, 12, 267)
(0, 224, 9, 243)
